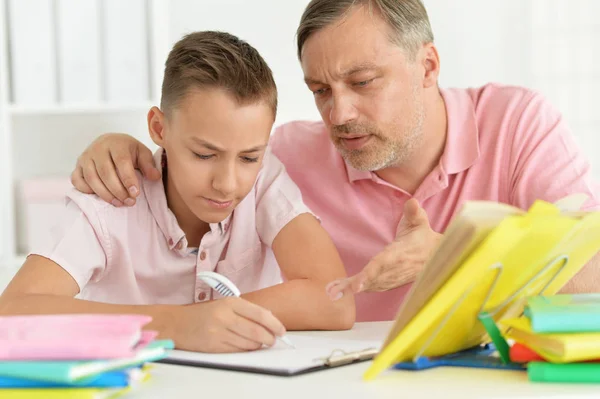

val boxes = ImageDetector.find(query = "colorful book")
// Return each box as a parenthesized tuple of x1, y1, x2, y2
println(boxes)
(509, 343, 545, 363)
(528, 362, 600, 383)
(363, 196, 600, 380)
(0, 340, 173, 384)
(0, 387, 127, 399)
(0, 314, 155, 360)
(525, 294, 600, 333)
(502, 317, 600, 363)
(0, 367, 146, 388)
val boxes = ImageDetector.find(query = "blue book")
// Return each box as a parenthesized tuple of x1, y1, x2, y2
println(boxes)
(0, 368, 137, 388)
(0, 339, 173, 384)
(525, 294, 600, 333)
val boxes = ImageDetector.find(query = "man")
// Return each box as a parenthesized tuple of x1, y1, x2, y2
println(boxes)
(71, 0, 600, 322)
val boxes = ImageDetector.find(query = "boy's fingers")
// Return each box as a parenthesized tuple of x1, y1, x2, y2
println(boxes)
(223, 330, 264, 352)
(233, 300, 285, 337)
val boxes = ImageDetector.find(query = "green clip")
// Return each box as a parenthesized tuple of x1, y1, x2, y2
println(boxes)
(478, 311, 511, 364)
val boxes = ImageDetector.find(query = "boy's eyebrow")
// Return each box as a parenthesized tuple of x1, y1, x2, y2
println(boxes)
(190, 137, 267, 153)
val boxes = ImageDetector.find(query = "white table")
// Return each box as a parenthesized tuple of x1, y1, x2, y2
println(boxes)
(125, 322, 600, 399)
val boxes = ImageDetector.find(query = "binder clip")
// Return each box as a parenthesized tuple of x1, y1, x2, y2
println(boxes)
(317, 348, 379, 367)
(394, 254, 569, 372)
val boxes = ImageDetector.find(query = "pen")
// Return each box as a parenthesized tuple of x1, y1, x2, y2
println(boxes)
(196, 271, 296, 349)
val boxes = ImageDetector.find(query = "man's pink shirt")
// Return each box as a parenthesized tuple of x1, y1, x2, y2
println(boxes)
(271, 83, 600, 322)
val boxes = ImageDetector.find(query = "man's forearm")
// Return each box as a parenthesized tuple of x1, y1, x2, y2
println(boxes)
(242, 279, 355, 331)
(559, 252, 600, 294)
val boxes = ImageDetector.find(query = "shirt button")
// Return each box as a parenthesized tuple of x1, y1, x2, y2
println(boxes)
(199, 251, 207, 261)
(168, 238, 174, 246)
(176, 242, 183, 250)
(197, 292, 207, 301)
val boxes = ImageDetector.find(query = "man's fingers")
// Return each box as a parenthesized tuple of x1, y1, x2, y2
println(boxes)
(136, 145, 161, 182)
(325, 279, 351, 300)
(326, 273, 369, 299)
(232, 299, 285, 338)
(70, 166, 94, 194)
(397, 198, 430, 235)
(111, 149, 141, 203)
(81, 160, 121, 206)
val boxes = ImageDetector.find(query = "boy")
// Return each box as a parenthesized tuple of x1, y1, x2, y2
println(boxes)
(0, 31, 355, 353)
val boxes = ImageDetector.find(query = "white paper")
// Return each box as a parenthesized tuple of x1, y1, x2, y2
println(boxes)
(165, 335, 381, 374)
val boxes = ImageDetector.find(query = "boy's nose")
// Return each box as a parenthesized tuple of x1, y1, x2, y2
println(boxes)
(212, 167, 236, 197)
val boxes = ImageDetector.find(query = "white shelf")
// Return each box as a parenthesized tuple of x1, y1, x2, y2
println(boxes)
(9, 102, 156, 115)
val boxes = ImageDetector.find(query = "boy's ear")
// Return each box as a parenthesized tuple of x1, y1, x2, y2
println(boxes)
(147, 106, 166, 146)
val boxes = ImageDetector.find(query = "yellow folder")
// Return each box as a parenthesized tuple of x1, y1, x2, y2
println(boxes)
(0, 387, 127, 399)
(364, 198, 600, 380)
(502, 317, 600, 363)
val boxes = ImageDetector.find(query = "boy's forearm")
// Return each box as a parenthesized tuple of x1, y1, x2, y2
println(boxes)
(242, 279, 355, 331)
(0, 293, 179, 341)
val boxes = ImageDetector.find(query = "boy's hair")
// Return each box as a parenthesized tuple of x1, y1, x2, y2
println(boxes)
(161, 31, 277, 117)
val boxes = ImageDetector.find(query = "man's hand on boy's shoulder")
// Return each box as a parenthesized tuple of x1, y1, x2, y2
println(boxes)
(172, 297, 286, 353)
(71, 133, 160, 207)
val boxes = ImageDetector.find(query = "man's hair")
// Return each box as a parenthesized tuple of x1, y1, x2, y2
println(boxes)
(161, 31, 277, 117)
(296, 0, 434, 61)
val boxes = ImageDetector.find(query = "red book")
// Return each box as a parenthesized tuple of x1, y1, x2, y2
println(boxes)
(509, 343, 544, 363)
(510, 343, 600, 363)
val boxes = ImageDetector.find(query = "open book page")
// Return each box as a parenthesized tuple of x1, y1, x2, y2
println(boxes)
(165, 335, 381, 374)
(382, 201, 523, 347)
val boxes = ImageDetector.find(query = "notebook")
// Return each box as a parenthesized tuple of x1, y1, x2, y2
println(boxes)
(158, 335, 380, 376)
(0, 367, 146, 388)
(502, 317, 600, 363)
(0, 387, 127, 399)
(525, 294, 600, 333)
(0, 314, 154, 360)
(364, 195, 600, 379)
(0, 340, 173, 383)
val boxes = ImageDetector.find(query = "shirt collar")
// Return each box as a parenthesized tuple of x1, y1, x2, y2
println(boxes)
(438, 87, 480, 175)
(143, 148, 230, 251)
(344, 87, 480, 183)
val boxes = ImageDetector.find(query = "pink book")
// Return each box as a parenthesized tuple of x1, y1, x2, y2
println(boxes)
(0, 314, 157, 360)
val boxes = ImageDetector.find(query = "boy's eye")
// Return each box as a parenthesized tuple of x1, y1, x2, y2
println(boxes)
(194, 153, 213, 160)
(241, 156, 259, 163)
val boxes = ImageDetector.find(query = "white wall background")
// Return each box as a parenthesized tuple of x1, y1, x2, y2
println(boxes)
(167, 0, 599, 174)
(1, 0, 599, 266)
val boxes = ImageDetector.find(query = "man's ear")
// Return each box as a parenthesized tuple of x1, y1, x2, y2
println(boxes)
(147, 106, 166, 147)
(420, 43, 440, 89)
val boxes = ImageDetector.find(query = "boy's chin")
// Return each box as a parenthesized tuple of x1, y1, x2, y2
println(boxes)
(195, 209, 233, 225)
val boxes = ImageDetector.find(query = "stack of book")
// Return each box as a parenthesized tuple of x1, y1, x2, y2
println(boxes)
(503, 294, 600, 383)
(0, 314, 173, 398)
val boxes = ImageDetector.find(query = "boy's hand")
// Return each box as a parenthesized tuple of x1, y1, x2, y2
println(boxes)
(71, 133, 161, 207)
(175, 297, 287, 353)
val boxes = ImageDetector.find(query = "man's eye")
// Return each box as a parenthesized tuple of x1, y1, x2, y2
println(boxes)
(194, 153, 213, 160)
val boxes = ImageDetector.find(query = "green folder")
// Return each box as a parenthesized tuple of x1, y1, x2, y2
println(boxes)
(529, 362, 600, 383)
(0, 340, 173, 384)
